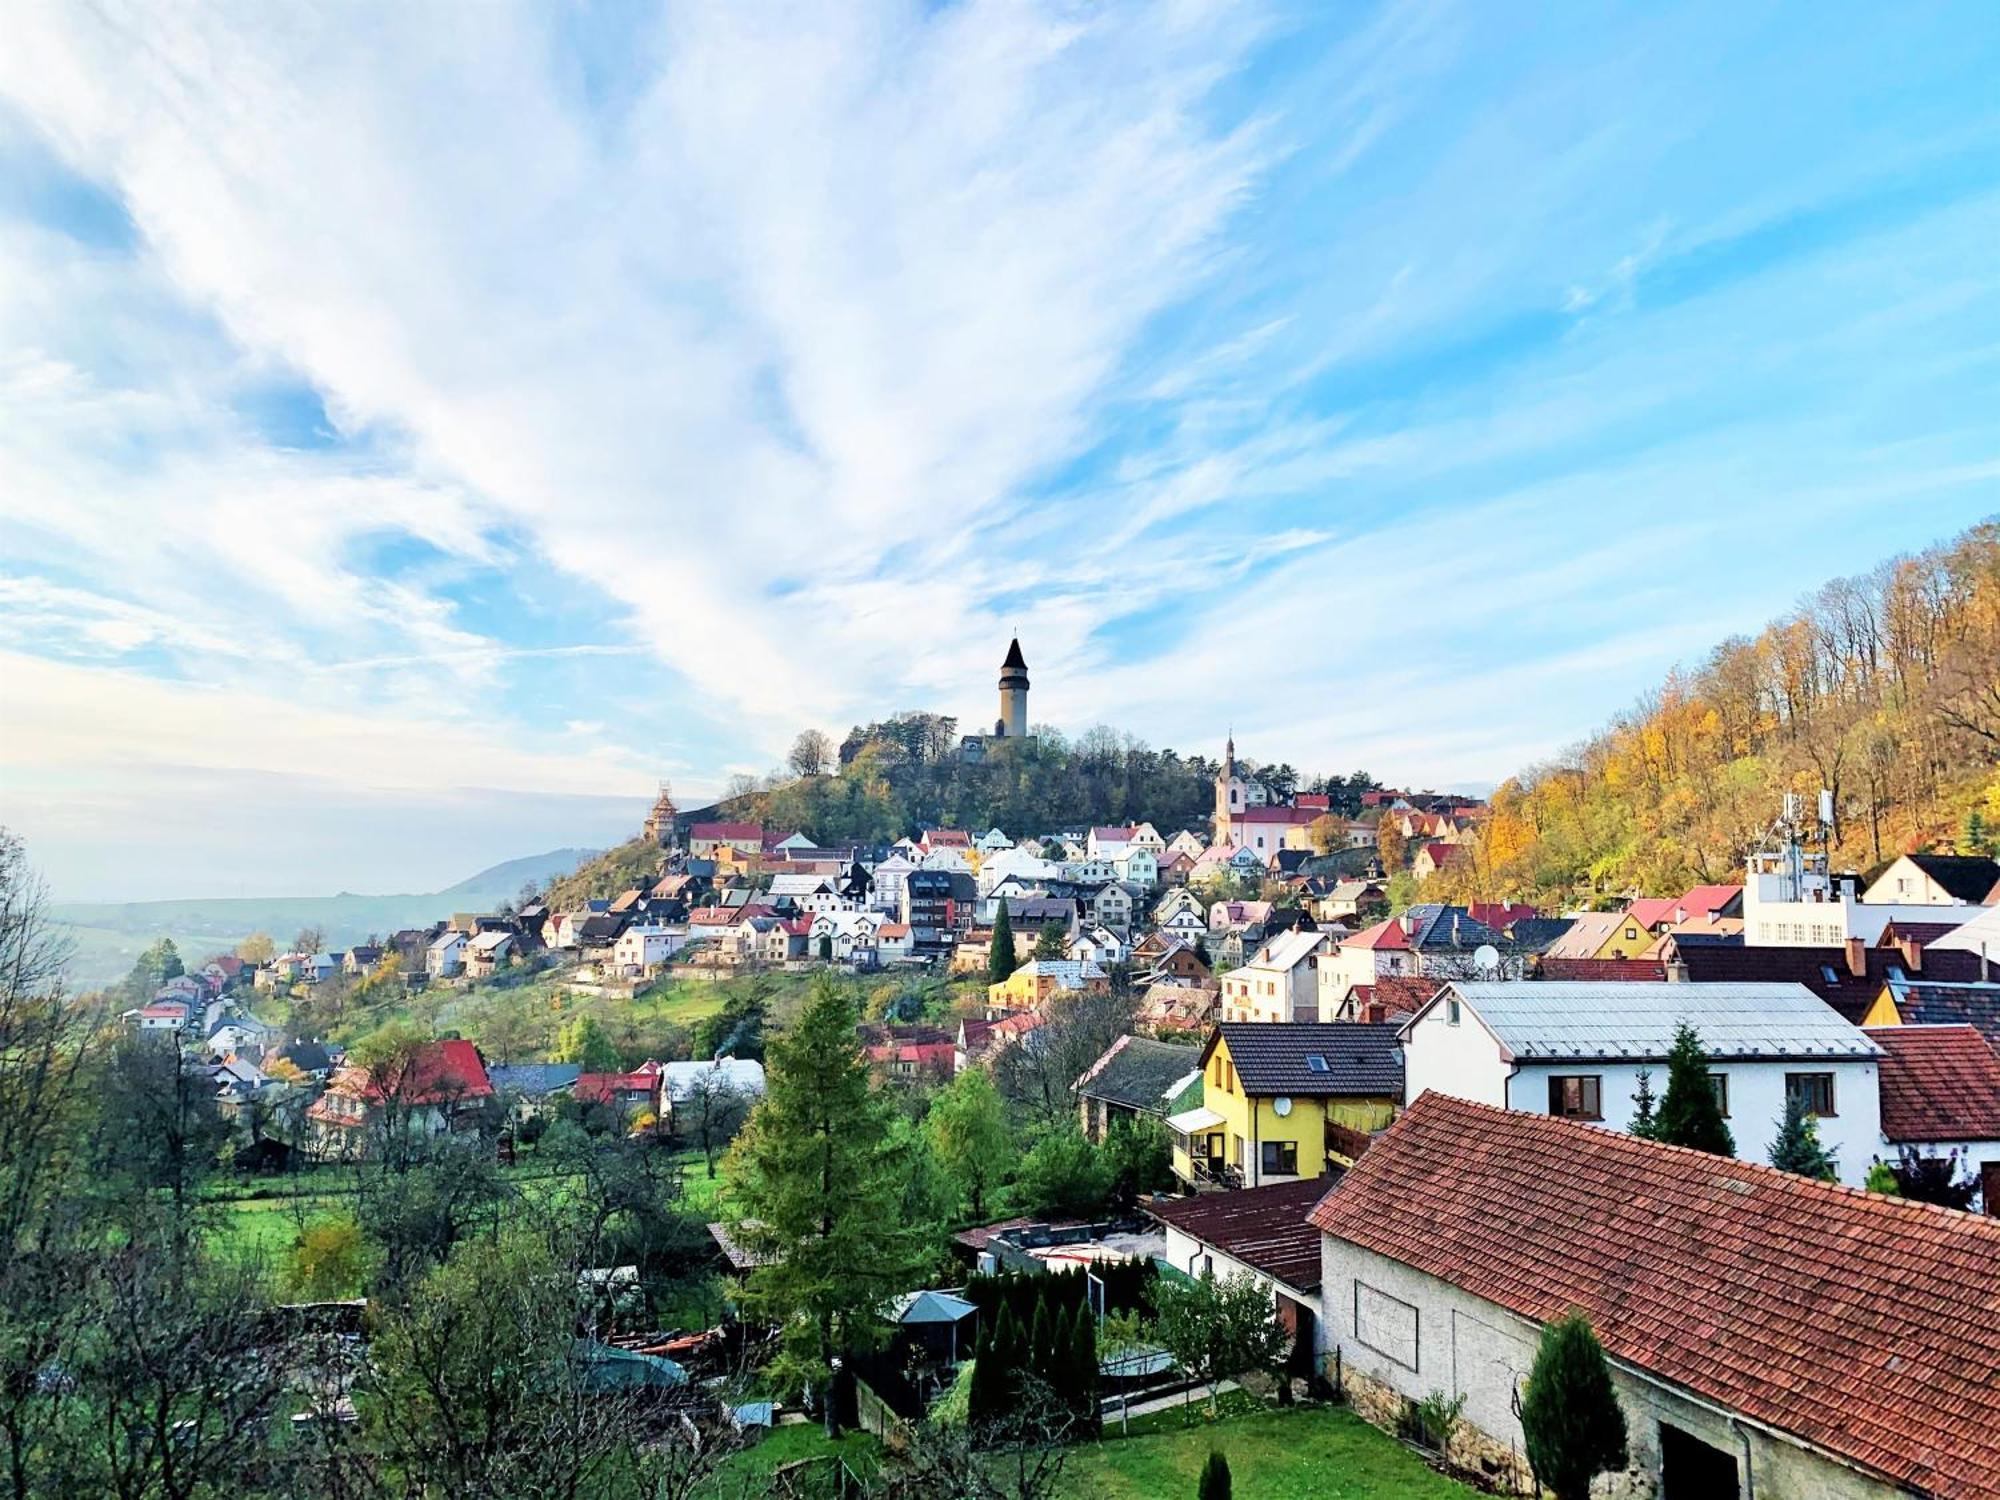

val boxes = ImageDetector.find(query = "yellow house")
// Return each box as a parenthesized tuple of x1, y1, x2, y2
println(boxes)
(1170, 1023, 1401, 1190)
(986, 958, 1110, 1010)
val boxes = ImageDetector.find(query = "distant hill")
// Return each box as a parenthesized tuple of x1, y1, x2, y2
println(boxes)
(51, 847, 599, 988)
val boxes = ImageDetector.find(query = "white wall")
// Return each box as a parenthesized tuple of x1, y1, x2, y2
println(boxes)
(1511, 1057, 1881, 1189)
(1400, 999, 1509, 1108)
(1319, 1237, 1898, 1500)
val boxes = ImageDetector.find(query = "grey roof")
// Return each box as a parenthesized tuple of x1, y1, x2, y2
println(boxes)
(893, 1289, 976, 1324)
(1076, 1035, 1200, 1110)
(1437, 981, 1881, 1062)
(488, 1063, 583, 1096)
(1209, 1022, 1404, 1096)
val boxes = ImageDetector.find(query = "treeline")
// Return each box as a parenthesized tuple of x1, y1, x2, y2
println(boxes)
(735, 713, 1379, 845)
(1432, 519, 2000, 906)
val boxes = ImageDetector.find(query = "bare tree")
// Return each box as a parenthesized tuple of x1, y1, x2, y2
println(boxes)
(788, 730, 835, 780)
(675, 1071, 752, 1179)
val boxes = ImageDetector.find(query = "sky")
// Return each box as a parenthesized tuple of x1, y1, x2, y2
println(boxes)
(2, 1, 1997, 901)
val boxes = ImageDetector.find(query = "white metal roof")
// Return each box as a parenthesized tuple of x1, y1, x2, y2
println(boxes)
(1166, 1105, 1226, 1134)
(1444, 981, 1881, 1061)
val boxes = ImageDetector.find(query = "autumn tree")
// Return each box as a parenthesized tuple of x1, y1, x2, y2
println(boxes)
(789, 728, 835, 779)
(551, 1014, 621, 1074)
(236, 931, 276, 965)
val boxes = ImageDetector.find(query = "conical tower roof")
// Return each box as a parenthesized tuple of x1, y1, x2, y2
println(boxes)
(1002, 637, 1027, 671)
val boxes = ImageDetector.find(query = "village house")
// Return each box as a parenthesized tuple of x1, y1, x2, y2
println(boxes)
(1148, 1177, 1328, 1356)
(986, 958, 1110, 1010)
(1866, 1023, 2000, 1212)
(1175, 1023, 1401, 1190)
(687, 821, 764, 859)
(1862, 851, 2000, 907)
(464, 928, 515, 977)
(1312, 1093, 2000, 1500)
(1067, 925, 1126, 966)
(612, 924, 684, 976)
(1221, 928, 1332, 1023)
(1402, 980, 1884, 1187)
(1073, 1034, 1201, 1142)
(426, 929, 468, 978)
(305, 1039, 494, 1160)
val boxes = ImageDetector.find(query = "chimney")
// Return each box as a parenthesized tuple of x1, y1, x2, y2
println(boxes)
(1844, 935, 1867, 979)
(1399, 914, 1413, 937)
(1899, 935, 1923, 974)
(1665, 957, 1690, 984)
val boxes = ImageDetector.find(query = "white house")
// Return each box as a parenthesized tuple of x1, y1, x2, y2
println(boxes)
(1312, 1093, 2000, 1500)
(1087, 883, 1135, 934)
(1744, 842, 1985, 948)
(613, 925, 684, 975)
(1112, 846, 1158, 889)
(660, 1056, 767, 1124)
(1862, 852, 1999, 907)
(1220, 928, 1332, 1023)
(427, 930, 468, 978)
(810, 909, 883, 964)
(973, 828, 1014, 855)
(1062, 857, 1117, 885)
(1401, 980, 1884, 1187)
(768, 873, 848, 916)
(978, 846, 1060, 896)
(876, 922, 914, 963)
(301, 952, 337, 984)
(1069, 926, 1127, 966)
(870, 854, 918, 915)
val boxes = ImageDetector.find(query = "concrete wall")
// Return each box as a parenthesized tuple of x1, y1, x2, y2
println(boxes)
(1319, 1236, 1900, 1500)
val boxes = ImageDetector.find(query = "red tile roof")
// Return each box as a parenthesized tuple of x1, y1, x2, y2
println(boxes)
(1537, 956, 1669, 982)
(1868, 1025, 2000, 1143)
(1146, 1177, 1331, 1294)
(690, 821, 762, 841)
(1338, 917, 1411, 952)
(330, 1039, 492, 1106)
(1465, 901, 1537, 930)
(1309, 1094, 2000, 1500)
(1344, 974, 1441, 1021)
(1674, 883, 1742, 920)
(1623, 896, 1679, 929)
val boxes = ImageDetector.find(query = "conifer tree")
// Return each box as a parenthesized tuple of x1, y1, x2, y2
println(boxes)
(1766, 1091, 1838, 1180)
(1035, 922, 1068, 960)
(1198, 1451, 1232, 1500)
(1628, 1068, 1661, 1140)
(989, 898, 1019, 983)
(727, 975, 924, 1433)
(1028, 1296, 1055, 1391)
(1520, 1312, 1629, 1500)
(1069, 1302, 1099, 1431)
(1654, 1023, 1734, 1156)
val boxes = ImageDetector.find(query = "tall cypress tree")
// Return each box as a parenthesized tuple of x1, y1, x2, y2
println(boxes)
(727, 975, 925, 1432)
(1028, 1296, 1055, 1394)
(1520, 1312, 1629, 1500)
(1653, 1023, 1734, 1156)
(989, 898, 1019, 983)
(1069, 1302, 1099, 1431)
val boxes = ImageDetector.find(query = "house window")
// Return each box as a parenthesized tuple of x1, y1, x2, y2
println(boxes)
(1548, 1075, 1603, 1120)
(1787, 1072, 1836, 1117)
(1710, 1073, 1729, 1117)
(1445, 997, 1462, 1026)
(1261, 1140, 1298, 1177)
(1624, 927, 1639, 941)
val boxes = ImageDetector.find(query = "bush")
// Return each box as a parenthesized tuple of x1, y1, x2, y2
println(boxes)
(287, 1213, 372, 1301)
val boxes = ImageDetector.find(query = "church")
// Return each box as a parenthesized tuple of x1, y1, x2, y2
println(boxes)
(959, 638, 1032, 762)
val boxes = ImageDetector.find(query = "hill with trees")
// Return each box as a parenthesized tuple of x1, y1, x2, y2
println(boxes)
(549, 718, 1382, 903)
(1428, 519, 2000, 908)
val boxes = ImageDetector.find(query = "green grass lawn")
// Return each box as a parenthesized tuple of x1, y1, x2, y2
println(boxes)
(715, 1422, 882, 1488)
(1056, 1405, 1473, 1499)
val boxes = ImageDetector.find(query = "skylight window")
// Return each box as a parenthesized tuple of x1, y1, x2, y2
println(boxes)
(1306, 1054, 1329, 1072)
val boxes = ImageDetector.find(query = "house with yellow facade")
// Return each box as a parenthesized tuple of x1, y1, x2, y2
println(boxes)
(1169, 1022, 1403, 1190)
(985, 957, 1110, 1010)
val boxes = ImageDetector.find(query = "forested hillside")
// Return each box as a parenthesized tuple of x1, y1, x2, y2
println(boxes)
(1432, 520, 2000, 907)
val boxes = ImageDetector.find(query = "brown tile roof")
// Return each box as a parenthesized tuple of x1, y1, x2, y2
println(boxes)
(1309, 1094, 2000, 1500)
(1672, 941, 1986, 1022)
(1146, 1177, 1332, 1294)
(1868, 1025, 2000, 1143)
(1342, 974, 1441, 1022)
(1537, 956, 1668, 982)
(1890, 981, 2000, 1048)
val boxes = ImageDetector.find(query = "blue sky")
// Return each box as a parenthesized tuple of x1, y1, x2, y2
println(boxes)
(1, 1, 1996, 899)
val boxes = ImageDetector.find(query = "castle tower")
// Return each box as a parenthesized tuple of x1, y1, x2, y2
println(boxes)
(1214, 733, 1237, 843)
(997, 637, 1029, 738)
(642, 781, 679, 849)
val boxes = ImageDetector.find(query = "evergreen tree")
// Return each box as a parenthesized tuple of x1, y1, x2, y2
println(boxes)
(1027, 1296, 1055, 1392)
(1965, 808, 1993, 856)
(727, 976, 924, 1432)
(1654, 1024, 1734, 1156)
(817, 933, 833, 963)
(989, 899, 1019, 983)
(1766, 1091, 1838, 1180)
(1519, 1312, 1629, 1500)
(1068, 1302, 1099, 1431)
(1035, 922, 1067, 960)
(1198, 1452, 1232, 1500)
(1628, 1068, 1661, 1141)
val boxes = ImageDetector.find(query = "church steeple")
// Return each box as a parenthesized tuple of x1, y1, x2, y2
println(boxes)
(1215, 732, 1238, 843)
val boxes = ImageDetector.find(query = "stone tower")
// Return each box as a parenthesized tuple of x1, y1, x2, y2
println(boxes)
(997, 637, 1029, 739)
(642, 782, 679, 849)
(1214, 733, 1237, 843)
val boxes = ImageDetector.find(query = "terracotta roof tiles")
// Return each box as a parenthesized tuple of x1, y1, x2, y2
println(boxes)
(1310, 1094, 2000, 1500)
(1869, 1024, 2000, 1142)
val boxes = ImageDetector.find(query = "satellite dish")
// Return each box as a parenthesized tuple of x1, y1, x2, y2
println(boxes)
(1473, 944, 1501, 975)
(1273, 1096, 1293, 1118)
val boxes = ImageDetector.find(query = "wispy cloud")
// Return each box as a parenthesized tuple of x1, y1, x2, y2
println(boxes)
(0, 1, 1997, 895)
